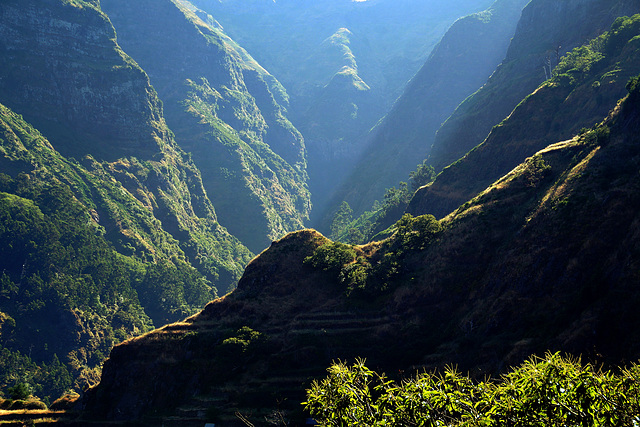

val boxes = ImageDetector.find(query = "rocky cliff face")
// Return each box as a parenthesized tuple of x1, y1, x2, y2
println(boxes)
(85, 84, 640, 424)
(101, 0, 311, 253)
(0, 0, 164, 161)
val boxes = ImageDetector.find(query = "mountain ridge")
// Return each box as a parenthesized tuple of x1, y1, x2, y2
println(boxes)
(101, 0, 311, 253)
(427, 0, 640, 173)
(409, 11, 640, 219)
(84, 74, 640, 425)
(321, 0, 530, 223)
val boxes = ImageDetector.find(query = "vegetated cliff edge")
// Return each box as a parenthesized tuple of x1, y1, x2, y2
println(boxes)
(85, 81, 640, 425)
(101, 0, 311, 254)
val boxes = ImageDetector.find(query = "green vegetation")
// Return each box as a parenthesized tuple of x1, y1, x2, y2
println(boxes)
(220, 326, 265, 358)
(0, 175, 151, 402)
(307, 213, 441, 295)
(409, 12, 640, 221)
(551, 14, 640, 88)
(7, 382, 31, 401)
(0, 100, 251, 403)
(331, 161, 436, 244)
(0, 0, 266, 406)
(305, 353, 640, 426)
(99, 0, 311, 253)
(330, 202, 354, 239)
(304, 242, 357, 274)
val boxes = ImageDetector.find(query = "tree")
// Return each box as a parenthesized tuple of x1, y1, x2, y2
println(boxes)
(409, 161, 436, 191)
(330, 201, 353, 239)
(7, 382, 31, 400)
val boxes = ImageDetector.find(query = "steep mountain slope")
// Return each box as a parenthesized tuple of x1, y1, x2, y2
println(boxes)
(324, 0, 530, 221)
(191, 0, 493, 99)
(0, 103, 154, 401)
(100, 0, 310, 253)
(0, 0, 253, 291)
(189, 0, 496, 219)
(409, 12, 640, 218)
(427, 0, 640, 172)
(0, 0, 253, 402)
(85, 81, 640, 425)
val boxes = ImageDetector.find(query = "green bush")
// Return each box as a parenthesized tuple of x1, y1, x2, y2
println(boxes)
(304, 353, 640, 426)
(394, 213, 442, 250)
(304, 242, 357, 274)
(7, 382, 31, 400)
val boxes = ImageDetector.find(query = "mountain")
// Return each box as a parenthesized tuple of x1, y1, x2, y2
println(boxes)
(323, 0, 530, 222)
(188, 0, 496, 220)
(0, 0, 253, 290)
(84, 76, 640, 425)
(427, 0, 640, 173)
(100, 0, 311, 253)
(409, 8, 640, 219)
(3, 0, 640, 422)
(0, 0, 253, 402)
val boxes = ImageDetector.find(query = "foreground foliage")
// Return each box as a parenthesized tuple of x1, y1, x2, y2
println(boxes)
(304, 353, 640, 426)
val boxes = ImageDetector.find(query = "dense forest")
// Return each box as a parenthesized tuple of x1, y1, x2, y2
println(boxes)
(1, 0, 640, 425)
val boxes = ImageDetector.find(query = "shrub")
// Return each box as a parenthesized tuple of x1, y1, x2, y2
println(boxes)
(7, 382, 31, 400)
(8, 398, 47, 410)
(394, 213, 442, 250)
(304, 242, 356, 274)
(304, 353, 640, 426)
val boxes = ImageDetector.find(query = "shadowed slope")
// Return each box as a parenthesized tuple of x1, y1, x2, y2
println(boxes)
(324, 0, 529, 222)
(85, 80, 640, 425)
